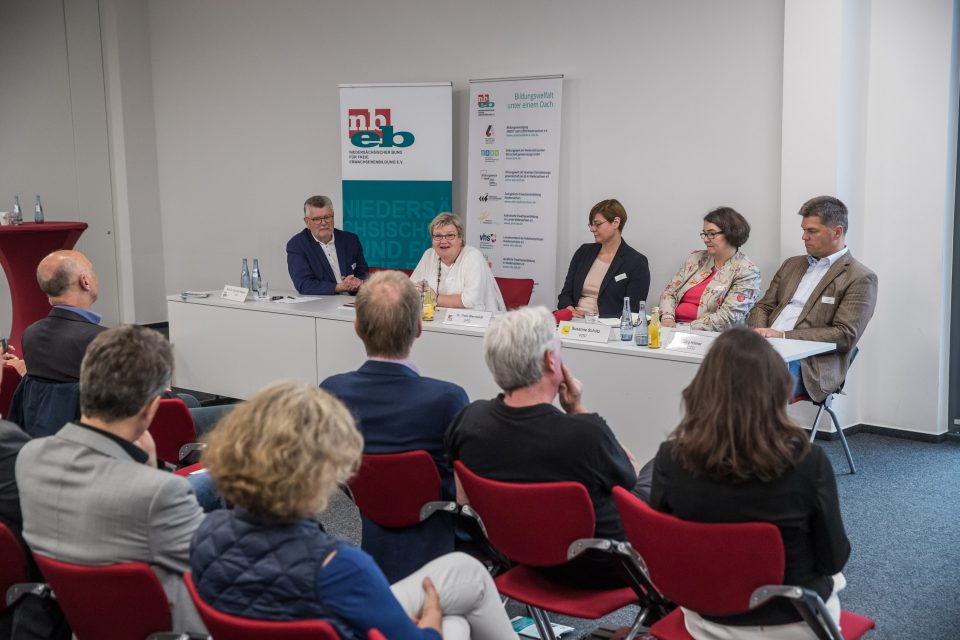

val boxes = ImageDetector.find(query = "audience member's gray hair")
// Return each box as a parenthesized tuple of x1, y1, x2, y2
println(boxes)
(483, 306, 559, 392)
(80, 325, 173, 422)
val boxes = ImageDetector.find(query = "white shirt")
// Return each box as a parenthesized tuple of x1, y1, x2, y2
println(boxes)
(771, 246, 849, 333)
(314, 234, 343, 284)
(410, 245, 506, 311)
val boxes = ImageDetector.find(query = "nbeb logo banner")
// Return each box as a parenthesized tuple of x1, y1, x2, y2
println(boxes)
(466, 76, 563, 306)
(340, 83, 452, 269)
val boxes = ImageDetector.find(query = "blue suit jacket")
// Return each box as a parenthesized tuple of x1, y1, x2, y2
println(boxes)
(321, 360, 468, 582)
(286, 228, 369, 295)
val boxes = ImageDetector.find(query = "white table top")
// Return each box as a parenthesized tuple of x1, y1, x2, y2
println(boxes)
(167, 291, 835, 364)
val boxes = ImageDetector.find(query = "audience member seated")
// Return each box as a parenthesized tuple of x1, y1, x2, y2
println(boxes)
(557, 198, 650, 318)
(650, 327, 850, 639)
(321, 271, 468, 582)
(445, 306, 650, 588)
(11, 250, 106, 436)
(410, 212, 505, 311)
(190, 381, 514, 640)
(287, 194, 368, 295)
(748, 196, 878, 401)
(16, 325, 207, 635)
(659, 207, 760, 330)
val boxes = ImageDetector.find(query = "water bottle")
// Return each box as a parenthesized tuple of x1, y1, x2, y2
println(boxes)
(649, 306, 662, 349)
(634, 301, 649, 347)
(619, 297, 633, 342)
(34, 195, 44, 224)
(421, 280, 435, 321)
(11, 196, 22, 226)
(240, 258, 251, 289)
(251, 258, 262, 294)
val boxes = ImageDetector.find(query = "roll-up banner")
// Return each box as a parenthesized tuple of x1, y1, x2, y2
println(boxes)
(340, 83, 453, 269)
(466, 75, 563, 306)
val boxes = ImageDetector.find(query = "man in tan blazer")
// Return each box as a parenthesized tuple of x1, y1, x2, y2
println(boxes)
(748, 196, 878, 403)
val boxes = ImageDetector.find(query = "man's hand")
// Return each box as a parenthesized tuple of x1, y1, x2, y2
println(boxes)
(558, 363, 587, 415)
(134, 430, 158, 469)
(754, 327, 786, 339)
(415, 577, 443, 635)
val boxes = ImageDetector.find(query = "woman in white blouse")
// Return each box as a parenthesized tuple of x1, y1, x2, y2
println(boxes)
(410, 213, 506, 311)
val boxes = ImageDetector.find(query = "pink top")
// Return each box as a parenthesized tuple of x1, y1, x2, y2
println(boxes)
(675, 269, 716, 323)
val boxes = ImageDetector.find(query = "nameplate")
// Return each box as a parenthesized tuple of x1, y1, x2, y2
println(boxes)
(558, 321, 611, 343)
(442, 309, 492, 327)
(665, 331, 715, 355)
(220, 285, 249, 302)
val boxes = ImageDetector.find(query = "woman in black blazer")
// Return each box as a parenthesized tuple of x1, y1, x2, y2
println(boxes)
(557, 199, 650, 318)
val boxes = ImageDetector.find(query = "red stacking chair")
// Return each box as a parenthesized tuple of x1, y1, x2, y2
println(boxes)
(348, 451, 457, 528)
(34, 554, 193, 640)
(185, 573, 386, 639)
(148, 398, 203, 466)
(791, 348, 861, 474)
(0, 523, 49, 612)
(0, 365, 22, 418)
(612, 487, 875, 640)
(453, 461, 666, 640)
(494, 277, 535, 310)
(174, 462, 205, 477)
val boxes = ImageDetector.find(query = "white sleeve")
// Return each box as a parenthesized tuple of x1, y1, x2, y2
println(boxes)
(458, 248, 497, 310)
(410, 249, 433, 285)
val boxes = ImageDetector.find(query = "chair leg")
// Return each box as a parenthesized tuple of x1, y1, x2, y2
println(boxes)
(825, 404, 856, 474)
(623, 606, 650, 640)
(809, 404, 826, 442)
(529, 606, 557, 640)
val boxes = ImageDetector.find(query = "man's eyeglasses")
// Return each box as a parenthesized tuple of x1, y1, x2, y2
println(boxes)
(588, 219, 610, 230)
(307, 215, 334, 224)
(699, 231, 724, 240)
(432, 233, 459, 242)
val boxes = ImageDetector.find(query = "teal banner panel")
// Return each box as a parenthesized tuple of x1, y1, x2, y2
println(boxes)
(342, 179, 453, 269)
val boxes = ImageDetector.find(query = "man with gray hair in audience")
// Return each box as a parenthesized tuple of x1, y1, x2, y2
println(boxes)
(16, 325, 207, 635)
(446, 306, 650, 589)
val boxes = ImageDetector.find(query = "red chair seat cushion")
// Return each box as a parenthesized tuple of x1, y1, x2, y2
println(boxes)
(650, 608, 876, 640)
(494, 565, 638, 619)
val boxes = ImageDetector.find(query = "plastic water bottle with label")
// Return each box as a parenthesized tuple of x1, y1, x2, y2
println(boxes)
(619, 297, 633, 342)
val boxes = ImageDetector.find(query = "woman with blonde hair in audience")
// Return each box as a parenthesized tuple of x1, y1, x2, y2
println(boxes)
(190, 380, 513, 640)
(659, 206, 760, 330)
(651, 327, 850, 639)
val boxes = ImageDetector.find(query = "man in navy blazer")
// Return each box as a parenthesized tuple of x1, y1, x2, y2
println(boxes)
(286, 195, 368, 295)
(321, 271, 467, 582)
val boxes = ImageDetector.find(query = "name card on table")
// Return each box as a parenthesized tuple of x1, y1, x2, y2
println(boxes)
(220, 285, 249, 302)
(558, 321, 611, 343)
(665, 331, 715, 355)
(442, 309, 492, 327)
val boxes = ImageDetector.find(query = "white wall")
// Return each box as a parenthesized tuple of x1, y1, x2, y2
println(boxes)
(146, 0, 786, 309)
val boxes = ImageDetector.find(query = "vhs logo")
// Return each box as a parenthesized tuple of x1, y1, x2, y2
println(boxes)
(477, 94, 495, 109)
(479, 233, 497, 244)
(347, 108, 415, 148)
(480, 150, 499, 157)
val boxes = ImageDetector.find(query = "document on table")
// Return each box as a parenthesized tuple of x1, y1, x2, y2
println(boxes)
(274, 296, 320, 304)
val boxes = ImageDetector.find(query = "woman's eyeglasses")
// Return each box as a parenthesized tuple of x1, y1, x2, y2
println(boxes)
(699, 231, 724, 240)
(432, 233, 459, 242)
(588, 220, 610, 230)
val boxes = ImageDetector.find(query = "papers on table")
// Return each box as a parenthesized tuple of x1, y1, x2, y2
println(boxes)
(273, 296, 319, 304)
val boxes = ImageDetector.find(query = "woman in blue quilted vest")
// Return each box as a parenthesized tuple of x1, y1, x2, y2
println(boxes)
(189, 381, 514, 640)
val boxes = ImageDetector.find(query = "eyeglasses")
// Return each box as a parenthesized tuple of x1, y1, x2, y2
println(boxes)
(432, 233, 459, 242)
(699, 231, 724, 240)
(588, 220, 610, 230)
(307, 215, 334, 224)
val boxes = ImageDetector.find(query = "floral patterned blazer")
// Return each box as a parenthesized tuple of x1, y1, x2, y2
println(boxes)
(658, 250, 761, 331)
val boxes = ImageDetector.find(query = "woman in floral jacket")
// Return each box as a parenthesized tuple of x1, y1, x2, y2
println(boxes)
(659, 207, 760, 331)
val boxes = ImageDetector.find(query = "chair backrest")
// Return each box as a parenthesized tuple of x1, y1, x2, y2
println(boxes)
(34, 554, 172, 640)
(494, 277, 535, 310)
(453, 460, 595, 566)
(184, 572, 343, 639)
(349, 451, 443, 528)
(0, 365, 22, 418)
(368, 266, 414, 277)
(612, 487, 785, 616)
(0, 523, 30, 611)
(148, 398, 198, 464)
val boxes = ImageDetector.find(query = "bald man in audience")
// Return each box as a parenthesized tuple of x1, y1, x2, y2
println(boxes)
(321, 270, 468, 582)
(21, 250, 106, 382)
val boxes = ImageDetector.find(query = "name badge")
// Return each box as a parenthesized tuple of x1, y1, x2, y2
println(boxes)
(821, 296, 835, 305)
(558, 321, 611, 343)
(614, 273, 627, 282)
(442, 309, 492, 327)
(220, 285, 249, 302)
(665, 331, 715, 355)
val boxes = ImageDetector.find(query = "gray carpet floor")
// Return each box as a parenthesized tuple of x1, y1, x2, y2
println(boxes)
(319, 433, 960, 639)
